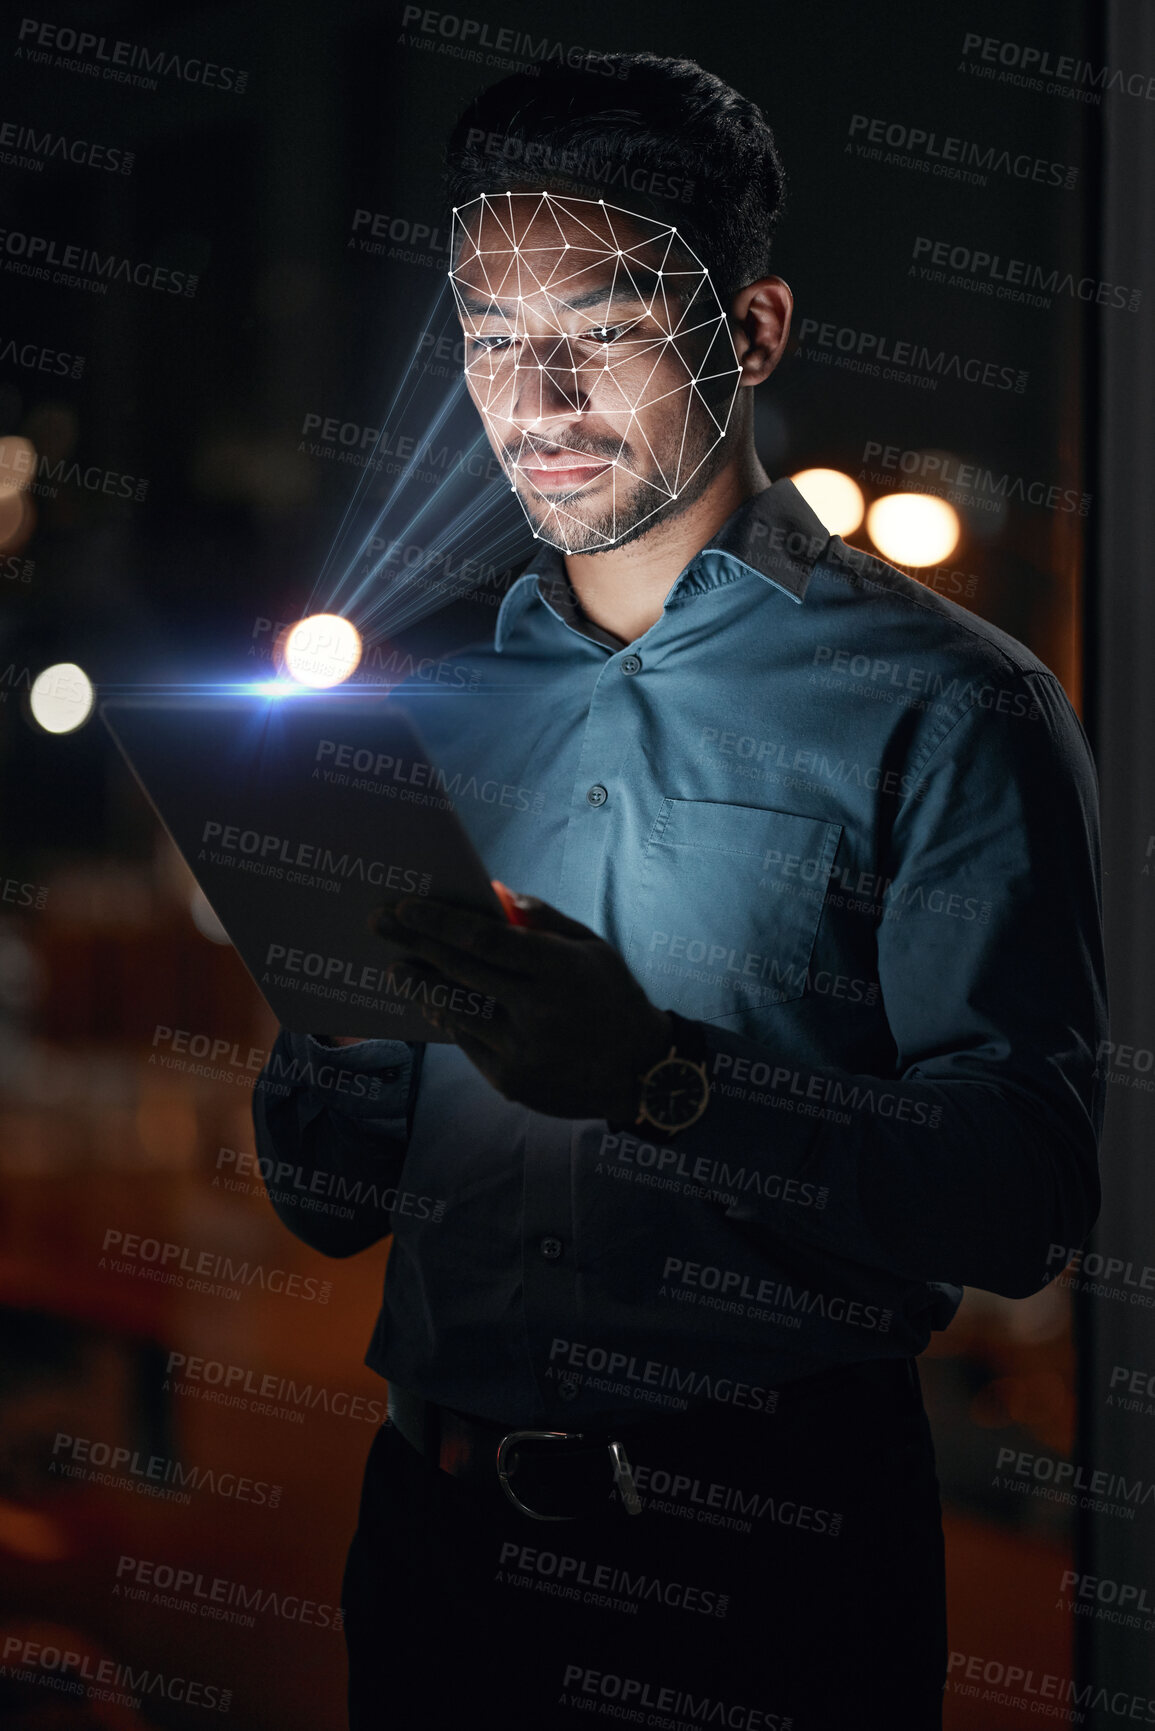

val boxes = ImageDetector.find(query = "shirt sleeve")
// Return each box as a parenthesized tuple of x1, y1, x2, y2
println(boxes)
(610, 670, 1106, 1303)
(251, 1028, 423, 1257)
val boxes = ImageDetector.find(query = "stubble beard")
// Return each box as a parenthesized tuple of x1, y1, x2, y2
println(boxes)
(513, 415, 733, 554)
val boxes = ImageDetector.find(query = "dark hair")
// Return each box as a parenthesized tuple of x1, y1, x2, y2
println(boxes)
(444, 54, 787, 302)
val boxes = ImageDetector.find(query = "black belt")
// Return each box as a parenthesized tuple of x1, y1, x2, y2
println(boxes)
(386, 1357, 917, 1522)
(387, 1383, 644, 1520)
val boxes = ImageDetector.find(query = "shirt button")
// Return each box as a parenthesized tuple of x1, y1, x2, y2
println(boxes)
(558, 1380, 579, 1402)
(586, 784, 608, 807)
(621, 653, 642, 675)
(540, 1235, 563, 1261)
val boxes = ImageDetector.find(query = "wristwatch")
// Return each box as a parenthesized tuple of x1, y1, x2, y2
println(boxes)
(632, 1010, 712, 1136)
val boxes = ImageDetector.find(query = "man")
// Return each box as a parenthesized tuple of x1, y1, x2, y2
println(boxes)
(253, 54, 1105, 1731)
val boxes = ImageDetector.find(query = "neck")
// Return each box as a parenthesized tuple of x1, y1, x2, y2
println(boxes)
(561, 445, 772, 645)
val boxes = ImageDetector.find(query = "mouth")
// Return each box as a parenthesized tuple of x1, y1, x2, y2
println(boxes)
(515, 454, 613, 491)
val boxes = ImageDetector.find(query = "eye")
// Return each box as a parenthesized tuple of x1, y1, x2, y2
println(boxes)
(469, 334, 516, 353)
(582, 322, 636, 344)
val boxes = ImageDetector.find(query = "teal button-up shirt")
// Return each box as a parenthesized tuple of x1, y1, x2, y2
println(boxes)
(254, 479, 1106, 1428)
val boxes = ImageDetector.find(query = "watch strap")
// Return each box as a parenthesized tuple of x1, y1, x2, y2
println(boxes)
(662, 1009, 711, 1073)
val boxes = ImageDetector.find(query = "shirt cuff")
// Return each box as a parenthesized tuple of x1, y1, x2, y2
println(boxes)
(283, 1029, 415, 1120)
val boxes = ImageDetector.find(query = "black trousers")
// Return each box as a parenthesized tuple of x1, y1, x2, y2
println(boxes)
(342, 1359, 947, 1731)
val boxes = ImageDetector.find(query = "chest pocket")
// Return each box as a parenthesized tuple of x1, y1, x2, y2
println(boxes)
(624, 799, 843, 1022)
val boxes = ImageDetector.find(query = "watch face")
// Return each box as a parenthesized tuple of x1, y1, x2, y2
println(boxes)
(643, 1057, 708, 1129)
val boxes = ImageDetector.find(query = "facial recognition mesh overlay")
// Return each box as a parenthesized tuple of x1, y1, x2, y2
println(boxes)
(450, 191, 743, 554)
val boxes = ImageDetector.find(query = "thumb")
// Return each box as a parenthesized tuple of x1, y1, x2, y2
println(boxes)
(494, 883, 597, 941)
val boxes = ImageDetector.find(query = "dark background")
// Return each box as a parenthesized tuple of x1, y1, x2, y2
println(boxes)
(1, 1, 1149, 1726)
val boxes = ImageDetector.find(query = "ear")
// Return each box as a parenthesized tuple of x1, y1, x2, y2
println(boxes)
(729, 277, 793, 388)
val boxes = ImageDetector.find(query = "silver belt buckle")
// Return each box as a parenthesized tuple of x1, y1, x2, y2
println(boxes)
(496, 1428, 643, 1520)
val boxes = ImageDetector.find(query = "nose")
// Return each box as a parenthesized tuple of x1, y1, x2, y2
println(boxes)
(507, 334, 588, 432)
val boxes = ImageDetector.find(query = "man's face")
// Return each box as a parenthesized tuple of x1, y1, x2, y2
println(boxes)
(450, 192, 742, 553)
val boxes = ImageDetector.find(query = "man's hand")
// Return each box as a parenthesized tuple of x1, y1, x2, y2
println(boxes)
(373, 891, 674, 1121)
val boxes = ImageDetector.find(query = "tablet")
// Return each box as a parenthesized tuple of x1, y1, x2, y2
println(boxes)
(100, 693, 508, 1042)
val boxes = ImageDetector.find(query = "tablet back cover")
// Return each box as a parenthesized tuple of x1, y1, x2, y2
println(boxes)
(100, 694, 503, 1043)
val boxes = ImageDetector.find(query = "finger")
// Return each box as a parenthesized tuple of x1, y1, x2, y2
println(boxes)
(422, 993, 508, 1052)
(386, 956, 453, 1005)
(385, 899, 538, 973)
(451, 1024, 512, 1075)
(388, 959, 508, 1047)
(498, 891, 599, 943)
(386, 897, 597, 982)
(382, 929, 521, 998)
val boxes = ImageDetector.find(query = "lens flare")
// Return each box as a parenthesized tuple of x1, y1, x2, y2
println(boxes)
(281, 615, 362, 687)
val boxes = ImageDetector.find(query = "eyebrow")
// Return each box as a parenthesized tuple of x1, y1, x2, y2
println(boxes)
(456, 266, 675, 320)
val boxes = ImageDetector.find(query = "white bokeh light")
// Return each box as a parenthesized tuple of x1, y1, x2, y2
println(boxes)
(866, 494, 960, 567)
(281, 615, 362, 687)
(789, 468, 865, 537)
(29, 662, 95, 733)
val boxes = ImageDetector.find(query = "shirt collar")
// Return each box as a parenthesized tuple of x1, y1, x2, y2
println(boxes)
(493, 477, 832, 653)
